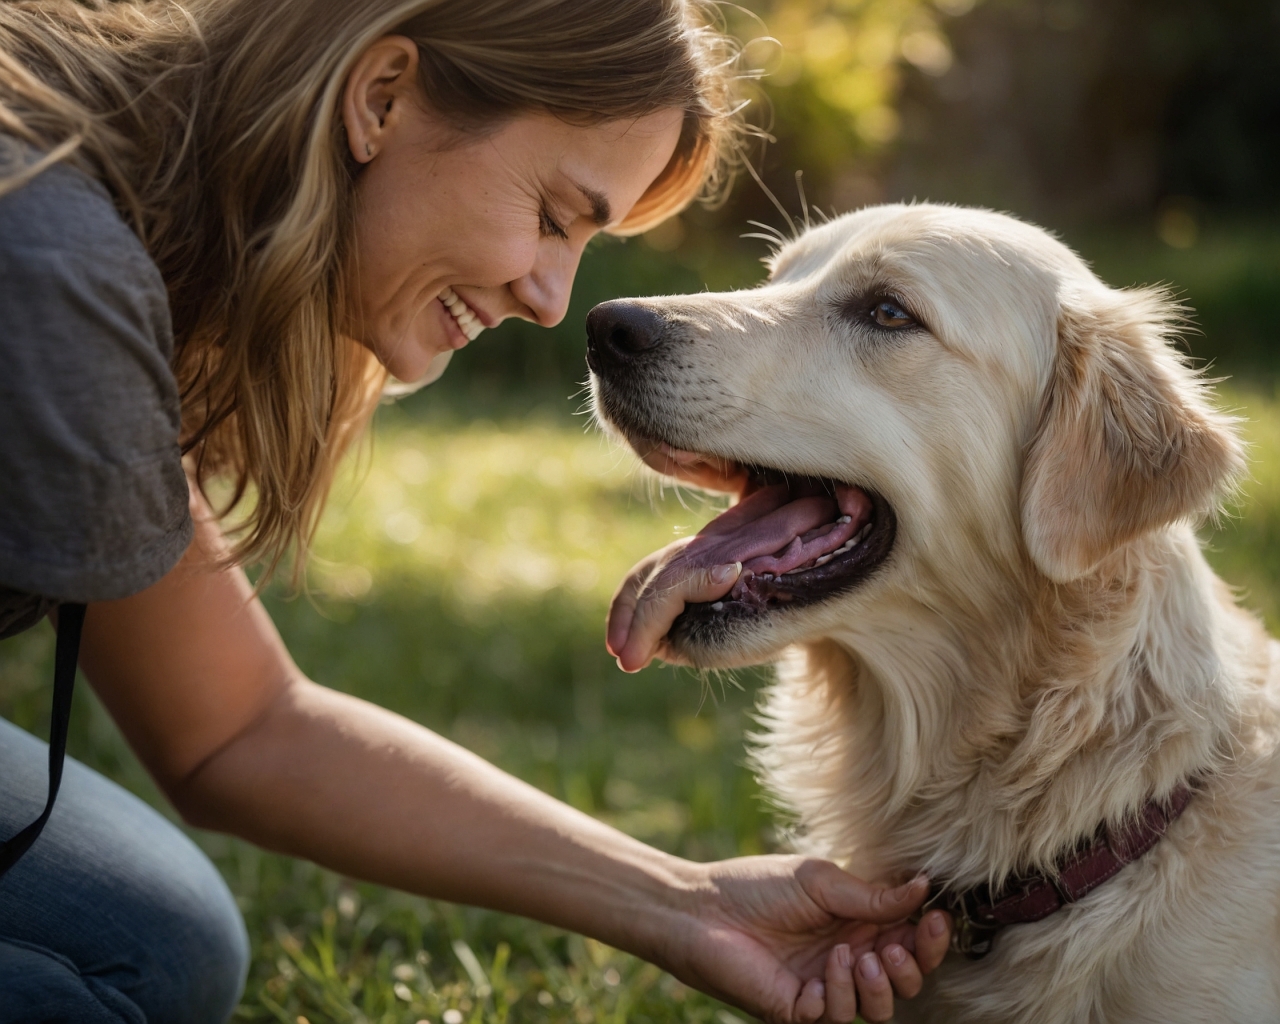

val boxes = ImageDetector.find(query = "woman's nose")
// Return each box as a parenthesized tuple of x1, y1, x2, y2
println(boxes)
(510, 244, 582, 327)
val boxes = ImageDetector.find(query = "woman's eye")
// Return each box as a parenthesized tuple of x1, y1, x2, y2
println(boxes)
(539, 207, 568, 241)
(870, 299, 915, 329)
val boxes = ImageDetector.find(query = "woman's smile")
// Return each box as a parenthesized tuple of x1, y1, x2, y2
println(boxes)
(437, 286, 486, 346)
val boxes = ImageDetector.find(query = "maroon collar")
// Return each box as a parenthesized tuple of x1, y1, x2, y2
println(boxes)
(930, 784, 1194, 958)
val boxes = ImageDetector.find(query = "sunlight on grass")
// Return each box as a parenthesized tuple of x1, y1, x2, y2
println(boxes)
(309, 416, 723, 608)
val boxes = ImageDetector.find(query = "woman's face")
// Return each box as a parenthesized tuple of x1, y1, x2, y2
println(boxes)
(342, 38, 685, 384)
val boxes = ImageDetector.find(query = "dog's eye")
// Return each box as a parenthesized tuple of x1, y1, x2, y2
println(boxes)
(870, 299, 916, 329)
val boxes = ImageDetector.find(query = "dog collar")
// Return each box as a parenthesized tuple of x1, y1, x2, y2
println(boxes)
(929, 783, 1194, 959)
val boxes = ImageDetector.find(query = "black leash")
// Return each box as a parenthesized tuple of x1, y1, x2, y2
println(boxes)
(0, 602, 84, 877)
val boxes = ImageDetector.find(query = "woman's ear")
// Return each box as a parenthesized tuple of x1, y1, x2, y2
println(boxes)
(1020, 287, 1245, 583)
(342, 36, 420, 165)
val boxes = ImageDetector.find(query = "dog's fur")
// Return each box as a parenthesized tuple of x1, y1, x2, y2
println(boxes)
(591, 205, 1280, 1021)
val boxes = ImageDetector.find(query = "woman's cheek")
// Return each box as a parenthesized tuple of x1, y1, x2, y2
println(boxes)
(464, 221, 541, 286)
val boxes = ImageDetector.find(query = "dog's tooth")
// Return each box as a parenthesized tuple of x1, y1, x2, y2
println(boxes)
(856, 523, 872, 543)
(837, 515, 852, 524)
(814, 554, 832, 566)
(711, 601, 724, 611)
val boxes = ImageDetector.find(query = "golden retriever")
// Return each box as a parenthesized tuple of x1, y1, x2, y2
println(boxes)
(587, 204, 1280, 1022)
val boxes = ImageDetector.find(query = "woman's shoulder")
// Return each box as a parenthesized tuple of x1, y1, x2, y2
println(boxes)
(0, 141, 176, 400)
(0, 140, 191, 606)
(0, 142, 152, 263)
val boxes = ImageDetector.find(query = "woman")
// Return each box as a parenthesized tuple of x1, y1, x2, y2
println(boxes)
(0, 2, 951, 1022)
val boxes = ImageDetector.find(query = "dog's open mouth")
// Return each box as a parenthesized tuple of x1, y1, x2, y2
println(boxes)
(658, 453, 897, 628)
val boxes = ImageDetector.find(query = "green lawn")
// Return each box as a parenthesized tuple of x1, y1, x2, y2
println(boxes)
(5, 224, 1280, 1023)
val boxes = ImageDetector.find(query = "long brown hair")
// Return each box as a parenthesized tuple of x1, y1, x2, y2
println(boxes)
(0, 0, 745, 579)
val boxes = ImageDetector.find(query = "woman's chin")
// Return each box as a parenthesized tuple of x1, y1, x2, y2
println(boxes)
(381, 348, 454, 389)
(414, 349, 454, 385)
(363, 322, 457, 384)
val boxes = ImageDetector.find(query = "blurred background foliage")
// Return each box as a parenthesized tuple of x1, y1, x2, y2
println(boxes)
(452, 0, 1280, 405)
(734, 0, 1280, 222)
(4, 1, 1280, 1021)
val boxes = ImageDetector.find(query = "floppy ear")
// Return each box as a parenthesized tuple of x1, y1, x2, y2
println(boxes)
(1021, 288, 1245, 582)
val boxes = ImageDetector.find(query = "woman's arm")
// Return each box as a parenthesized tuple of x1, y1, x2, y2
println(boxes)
(77, 490, 948, 1024)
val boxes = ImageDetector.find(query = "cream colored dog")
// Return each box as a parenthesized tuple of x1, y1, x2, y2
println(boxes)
(587, 204, 1280, 1022)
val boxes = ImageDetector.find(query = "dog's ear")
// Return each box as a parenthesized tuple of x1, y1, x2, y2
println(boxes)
(1020, 288, 1244, 582)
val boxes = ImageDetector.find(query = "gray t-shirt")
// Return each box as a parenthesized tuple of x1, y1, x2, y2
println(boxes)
(0, 145, 192, 637)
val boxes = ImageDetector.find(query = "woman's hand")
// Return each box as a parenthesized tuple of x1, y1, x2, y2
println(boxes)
(666, 859, 951, 1023)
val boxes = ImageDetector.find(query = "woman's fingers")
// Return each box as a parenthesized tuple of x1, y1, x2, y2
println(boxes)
(913, 910, 952, 973)
(610, 560, 740, 672)
(880, 942, 924, 999)
(873, 920, 916, 954)
(798, 862, 931, 924)
(794, 977, 826, 1024)
(814, 936, 932, 1024)
(854, 953, 894, 1022)
(821, 945, 858, 1023)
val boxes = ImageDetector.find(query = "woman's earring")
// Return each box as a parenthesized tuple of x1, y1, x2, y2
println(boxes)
(365, 143, 373, 158)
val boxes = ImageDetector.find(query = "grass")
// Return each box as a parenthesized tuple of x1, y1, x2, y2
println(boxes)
(5, 224, 1280, 1023)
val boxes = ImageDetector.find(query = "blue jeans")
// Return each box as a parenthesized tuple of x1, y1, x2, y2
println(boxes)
(0, 716, 248, 1023)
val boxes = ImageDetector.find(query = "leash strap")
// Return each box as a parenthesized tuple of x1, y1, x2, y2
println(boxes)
(0, 602, 85, 877)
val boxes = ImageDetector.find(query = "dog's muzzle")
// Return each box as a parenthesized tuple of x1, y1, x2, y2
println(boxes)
(585, 300, 667, 374)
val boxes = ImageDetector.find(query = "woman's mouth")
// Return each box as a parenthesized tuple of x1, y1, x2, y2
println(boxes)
(439, 286, 485, 344)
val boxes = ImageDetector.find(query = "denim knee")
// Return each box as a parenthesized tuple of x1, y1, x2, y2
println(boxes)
(115, 849, 250, 1024)
(0, 717, 249, 1024)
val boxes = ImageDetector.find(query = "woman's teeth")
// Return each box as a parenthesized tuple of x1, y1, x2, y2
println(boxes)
(440, 286, 484, 342)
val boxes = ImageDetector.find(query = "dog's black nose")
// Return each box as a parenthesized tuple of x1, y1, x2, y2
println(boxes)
(586, 300, 666, 365)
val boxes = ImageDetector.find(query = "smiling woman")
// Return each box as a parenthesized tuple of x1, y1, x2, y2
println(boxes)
(0, 0, 739, 576)
(0, 2, 950, 1022)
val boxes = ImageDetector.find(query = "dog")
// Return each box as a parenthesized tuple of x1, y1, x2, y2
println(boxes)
(587, 203, 1280, 1022)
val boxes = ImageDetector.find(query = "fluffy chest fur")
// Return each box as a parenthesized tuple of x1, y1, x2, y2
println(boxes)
(756, 529, 1280, 1021)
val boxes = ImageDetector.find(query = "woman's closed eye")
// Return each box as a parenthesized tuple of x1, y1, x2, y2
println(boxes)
(539, 205, 569, 240)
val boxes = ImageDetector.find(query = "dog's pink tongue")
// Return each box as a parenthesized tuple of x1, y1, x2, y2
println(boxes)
(681, 483, 872, 575)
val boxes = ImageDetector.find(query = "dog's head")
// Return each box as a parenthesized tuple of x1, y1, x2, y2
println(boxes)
(589, 204, 1244, 668)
